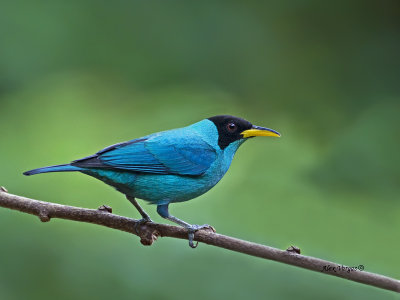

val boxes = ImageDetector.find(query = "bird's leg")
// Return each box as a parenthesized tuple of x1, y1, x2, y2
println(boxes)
(157, 204, 215, 248)
(126, 196, 152, 233)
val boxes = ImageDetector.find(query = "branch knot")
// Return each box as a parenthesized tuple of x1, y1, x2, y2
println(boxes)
(137, 224, 159, 246)
(38, 209, 50, 222)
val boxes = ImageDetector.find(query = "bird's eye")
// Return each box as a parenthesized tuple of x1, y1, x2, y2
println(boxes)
(226, 122, 237, 133)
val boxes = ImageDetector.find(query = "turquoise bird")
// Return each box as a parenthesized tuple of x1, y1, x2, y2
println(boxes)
(24, 115, 280, 247)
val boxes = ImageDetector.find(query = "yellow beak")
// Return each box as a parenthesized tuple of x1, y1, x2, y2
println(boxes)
(241, 125, 281, 138)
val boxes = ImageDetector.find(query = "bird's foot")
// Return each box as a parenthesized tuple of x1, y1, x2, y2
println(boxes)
(187, 224, 216, 248)
(134, 217, 153, 235)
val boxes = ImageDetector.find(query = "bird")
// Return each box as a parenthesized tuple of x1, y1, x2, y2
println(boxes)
(24, 115, 280, 247)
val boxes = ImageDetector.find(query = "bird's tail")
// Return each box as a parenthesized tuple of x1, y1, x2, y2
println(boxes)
(23, 164, 83, 176)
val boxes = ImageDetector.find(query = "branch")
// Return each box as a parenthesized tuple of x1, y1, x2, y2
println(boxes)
(0, 187, 399, 293)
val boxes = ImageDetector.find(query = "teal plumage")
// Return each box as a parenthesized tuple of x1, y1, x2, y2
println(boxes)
(24, 115, 280, 247)
(81, 119, 244, 204)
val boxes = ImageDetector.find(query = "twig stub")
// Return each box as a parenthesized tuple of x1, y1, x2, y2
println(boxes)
(286, 245, 301, 254)
(98, 205, 112, 213)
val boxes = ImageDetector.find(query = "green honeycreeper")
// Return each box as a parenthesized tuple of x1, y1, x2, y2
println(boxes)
(24, 115, 280, 247)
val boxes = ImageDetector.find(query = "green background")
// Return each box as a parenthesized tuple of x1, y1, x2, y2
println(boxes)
(0, 1, 399, 299)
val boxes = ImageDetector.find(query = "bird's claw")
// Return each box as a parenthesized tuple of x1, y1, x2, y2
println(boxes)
(187, 224, 216, 248)
(134, 217, 153, 235)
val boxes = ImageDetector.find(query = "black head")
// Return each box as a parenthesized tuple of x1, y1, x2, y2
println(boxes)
(208, 115, 253, 149)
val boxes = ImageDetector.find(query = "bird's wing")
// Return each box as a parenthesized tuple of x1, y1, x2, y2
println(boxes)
(72, 130, 216, 176)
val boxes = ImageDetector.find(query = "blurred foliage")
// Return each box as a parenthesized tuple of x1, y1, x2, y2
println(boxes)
(0, 1, 399, 299)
